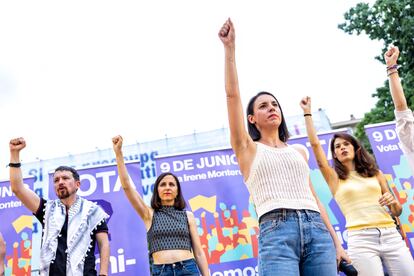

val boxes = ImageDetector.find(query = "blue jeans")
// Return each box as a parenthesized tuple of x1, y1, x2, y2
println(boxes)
(258, 209, 337, 276)
(151, 258, 200, 276)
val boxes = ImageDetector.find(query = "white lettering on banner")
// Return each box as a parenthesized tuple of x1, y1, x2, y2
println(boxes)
(1, 185, 13, 197)
(335, 225, 348, 244)
(96, 171, 116, 193)
(207, 169, 242, 178)
(183, 173, 207, 182)
(177, 169, 242, 183)
(372, 131, 383, 142)
(1, 183, 32, 199)
(0, 200, 22, 210)
(160, 154, 239, 173)
(196, 154, 238, 169)
(384, 129, 397, 140)
(372, 129, 398, 142)
(96, 248, 137, 274)
(376, 144, 400, 152)
(212, 265, 258, 276)
(79, 171, 136, 196)
(174, 159, 194, 171)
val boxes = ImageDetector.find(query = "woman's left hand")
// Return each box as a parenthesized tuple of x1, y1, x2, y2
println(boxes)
(379, 192, 397, 206)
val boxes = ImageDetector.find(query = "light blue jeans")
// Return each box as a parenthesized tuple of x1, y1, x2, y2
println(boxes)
(258, 209, 337, 276)
(151, 258, 200, 276)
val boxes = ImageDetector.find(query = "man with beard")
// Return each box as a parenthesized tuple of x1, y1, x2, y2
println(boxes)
(9, 137, 110, 276)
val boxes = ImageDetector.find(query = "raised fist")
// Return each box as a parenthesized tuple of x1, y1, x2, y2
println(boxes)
(9, 137, 26, 152)
(300, 96, 312, 113)
(112, 135, 123, 152)
(384, 46, 399, 67)
(218, 18, 235, 48)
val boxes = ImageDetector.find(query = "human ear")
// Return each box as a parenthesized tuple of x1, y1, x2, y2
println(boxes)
(247, 114, 255, 124)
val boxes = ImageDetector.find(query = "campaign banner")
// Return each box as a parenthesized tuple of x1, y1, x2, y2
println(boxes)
(48, 162, 150, 275)
(155, 130, 349, 275)
(365, 122, 414, 255)
(156, 149, 259, 275)
(0, 177, 36, 276)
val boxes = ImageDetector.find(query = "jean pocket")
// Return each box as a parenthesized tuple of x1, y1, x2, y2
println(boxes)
(312, 221, 329, 233)
(259, 219, 281, 236)
(151, 265, 165, 276)
(182, 261, 199, 275)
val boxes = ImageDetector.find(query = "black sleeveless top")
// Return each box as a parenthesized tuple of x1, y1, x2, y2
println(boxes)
(147, 206, 192, 255)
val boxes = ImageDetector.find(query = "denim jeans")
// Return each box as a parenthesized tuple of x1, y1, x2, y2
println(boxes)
(151, 258, 200, 276)
(258, 209, 337, 276)
(347, 227, 414, 276)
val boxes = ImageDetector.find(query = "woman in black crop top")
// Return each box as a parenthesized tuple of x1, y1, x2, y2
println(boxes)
(112, 135, 210, 276)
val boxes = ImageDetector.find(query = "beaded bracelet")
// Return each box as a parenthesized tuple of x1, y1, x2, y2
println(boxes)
(386, 64, 399, 71)
(387, 71, 399, 77)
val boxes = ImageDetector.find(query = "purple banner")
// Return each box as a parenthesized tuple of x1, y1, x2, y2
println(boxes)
(48, 162, 150, 275)
(365, 122, 414, 255)
(156, 149, 258, 275)
(0, 177, 36, 275)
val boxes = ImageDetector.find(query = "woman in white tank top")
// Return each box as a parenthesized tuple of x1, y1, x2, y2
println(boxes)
(218, 18, 349, 276)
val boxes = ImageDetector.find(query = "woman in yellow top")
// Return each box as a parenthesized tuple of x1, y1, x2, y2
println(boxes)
(300, 97, 414, 275)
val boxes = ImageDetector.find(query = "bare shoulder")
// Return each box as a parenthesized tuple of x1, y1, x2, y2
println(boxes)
(186, 210, 195, 219)
(290, 143, 309, 161)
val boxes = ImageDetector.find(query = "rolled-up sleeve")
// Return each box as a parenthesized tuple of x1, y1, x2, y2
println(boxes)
(395, 109, 414, 154)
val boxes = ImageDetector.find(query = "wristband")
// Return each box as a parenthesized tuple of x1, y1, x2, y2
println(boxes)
(8, 163, 21, 168)
(304, 113, 312, 117)
(386, 64, 399, 71)
(387, 71, 398, 77)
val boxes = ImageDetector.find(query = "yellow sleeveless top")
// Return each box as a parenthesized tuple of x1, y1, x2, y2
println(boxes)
(335, 171, 395, 231)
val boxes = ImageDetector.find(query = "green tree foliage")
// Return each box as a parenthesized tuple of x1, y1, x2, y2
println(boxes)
(338, 0, 414, 150)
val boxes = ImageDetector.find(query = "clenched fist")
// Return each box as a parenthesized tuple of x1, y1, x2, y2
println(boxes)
(9, 137, 26, 152)
(112, 135, 123, 153)
(218, 18, 235, 48)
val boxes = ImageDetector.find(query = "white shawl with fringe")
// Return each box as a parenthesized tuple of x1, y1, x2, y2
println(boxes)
(39, 196, 109, 276)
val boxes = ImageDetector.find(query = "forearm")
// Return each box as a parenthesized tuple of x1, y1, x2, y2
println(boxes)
(195, 251, 210, 276)
(0, 259, 4, 276)
(304, 113, 319, 146)
(389, 202, 402, 217)
(98, 237, 110, 275)
(389, 70, 407, 111)
(9, 152, 24, 192)
(224, 46, 239, 98)
(115, 150, 133, 190)
(304, 114, 332, 171)
(318, 200, 342, 248)
(115, 149, 150, 219)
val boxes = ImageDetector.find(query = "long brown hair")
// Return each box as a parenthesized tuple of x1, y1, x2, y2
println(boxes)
(330, 133, 378, 180)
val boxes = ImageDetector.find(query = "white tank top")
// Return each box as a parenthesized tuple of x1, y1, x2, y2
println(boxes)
(245, 142, 319, 219)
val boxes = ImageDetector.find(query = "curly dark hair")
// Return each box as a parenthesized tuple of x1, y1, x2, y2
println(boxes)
(330, 133, 378, 180)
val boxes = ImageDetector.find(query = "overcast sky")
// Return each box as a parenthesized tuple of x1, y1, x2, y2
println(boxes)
(0, 0, 384, 173)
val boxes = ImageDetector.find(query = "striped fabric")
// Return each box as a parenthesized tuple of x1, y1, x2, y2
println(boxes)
(245, 143, 319, 219)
